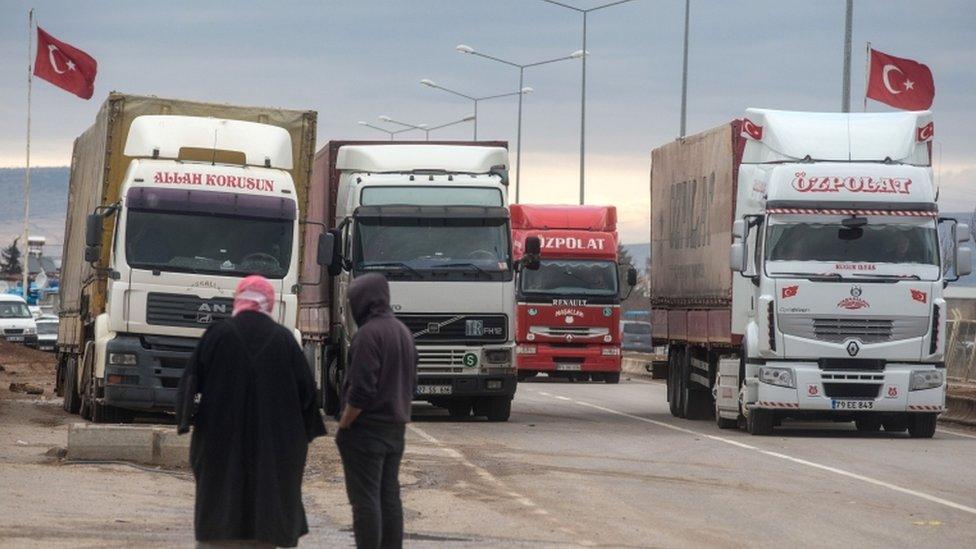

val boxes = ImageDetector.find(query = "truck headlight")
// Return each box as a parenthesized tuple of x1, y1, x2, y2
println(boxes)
(759, 366, 795, 388)
(24, 327, 36, 335)
(485, 349, 511, 364)
(109, 352, 138, 366)
(909, 370, 943, 391)
(602, 346, 620, 356)
(516, 344, 536, 355)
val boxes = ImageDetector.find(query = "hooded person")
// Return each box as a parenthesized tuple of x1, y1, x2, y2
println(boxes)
(176, 275, 326, 548)
(336, 273, 418, 549)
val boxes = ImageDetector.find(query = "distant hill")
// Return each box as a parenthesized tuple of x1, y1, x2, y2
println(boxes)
(0, 167, 70, 252)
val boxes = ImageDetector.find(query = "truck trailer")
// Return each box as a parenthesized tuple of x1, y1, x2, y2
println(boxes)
(650, 109, 972, 437)
(56, 93, 316, 422)
(302, 141, 520, 421)
(510, 204, 636, 383)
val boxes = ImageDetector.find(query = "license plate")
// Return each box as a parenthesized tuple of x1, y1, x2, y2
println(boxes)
(832, 399, 874, 410)
(417, 385, 453, 395)
(6, 336, 23, 342)
(555, 363, 582, 371)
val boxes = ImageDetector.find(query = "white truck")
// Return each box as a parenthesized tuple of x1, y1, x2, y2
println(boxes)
(650, 109, 972, 437)
(302, 141, 520, 421)
(56, 93, 316, 422)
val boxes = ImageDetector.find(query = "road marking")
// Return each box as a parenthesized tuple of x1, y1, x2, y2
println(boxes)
(539, 396, 976, 516)
(938, 427, 976, 440)
(407, 424, 594, 545)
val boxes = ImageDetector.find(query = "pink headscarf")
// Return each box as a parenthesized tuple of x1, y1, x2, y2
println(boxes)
(232, 275, 275, 317)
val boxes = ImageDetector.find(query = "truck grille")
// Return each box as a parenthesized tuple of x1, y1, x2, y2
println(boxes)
(397, 314, 507, 344)
(529, 326, 609, 338)
(823, 383, 882, 399)
(417, 348, 469, 374)
(3, 328, 24, 335)
(779, 316, 927, 343)
(147, 293, 234, 328)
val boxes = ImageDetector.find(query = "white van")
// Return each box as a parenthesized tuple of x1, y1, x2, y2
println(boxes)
(0, 294, 38, 346)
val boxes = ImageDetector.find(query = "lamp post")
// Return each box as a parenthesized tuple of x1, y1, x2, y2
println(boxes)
(420, 79, 533, 140)
(379, 114, 475, 141)
(456, 44, 584, 203)
(539, 0, 637, 204)
(357, 121, 419, 141)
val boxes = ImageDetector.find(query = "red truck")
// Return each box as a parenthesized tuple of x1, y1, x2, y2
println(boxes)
(511, 205, 637, 383)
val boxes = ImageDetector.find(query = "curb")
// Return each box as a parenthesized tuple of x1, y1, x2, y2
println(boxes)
(67, 423, 189, 467)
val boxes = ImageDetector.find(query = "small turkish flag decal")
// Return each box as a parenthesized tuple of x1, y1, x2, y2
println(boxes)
(742, 118, 763, 140)
(782, 285, 798, 299)
(910, 289, 927, 304)
(916, 122, 934, 142)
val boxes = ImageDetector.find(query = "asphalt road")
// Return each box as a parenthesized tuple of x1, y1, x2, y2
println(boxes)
(387, 376, 976, 548)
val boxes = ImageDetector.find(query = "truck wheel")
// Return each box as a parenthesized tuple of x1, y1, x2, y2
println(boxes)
(486, 397, 512, 422)
(855, 418, 882, 432)
(907, 413, 938, 438)
(448, 399, 472, 419)
(62, 358, 80, 414)
(603, 372, 620, 384)
(322, 356, 341, 417)
(747, 409, 774, 436)
(668, 347, 685, 418)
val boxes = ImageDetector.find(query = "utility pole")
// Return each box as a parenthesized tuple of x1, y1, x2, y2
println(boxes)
(842, 0, 853, 112)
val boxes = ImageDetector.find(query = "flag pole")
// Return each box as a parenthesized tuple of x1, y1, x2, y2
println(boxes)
(841, 0, 853, 112)
(863, 42, 871, 112)
(22, 9, 33, 300)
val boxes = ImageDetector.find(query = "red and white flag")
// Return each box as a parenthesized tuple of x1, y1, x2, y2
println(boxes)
(33, 26, 97, 100)
(865, 48, 934, 111)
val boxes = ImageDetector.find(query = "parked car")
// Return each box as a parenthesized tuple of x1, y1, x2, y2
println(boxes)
(620, 320, 653, 353)
(31, 315, 58, 352)
(0, 294, 38, 347)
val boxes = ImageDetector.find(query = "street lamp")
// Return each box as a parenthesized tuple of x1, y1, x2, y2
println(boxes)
(357, 120, 419, 141)
(456, 44, 585, 203)
(540, 0, 638, 204)
(420, 79, 533, 140)
(378, 115, 474, 141)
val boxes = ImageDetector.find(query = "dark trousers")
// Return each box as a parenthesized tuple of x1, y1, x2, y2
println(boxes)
(336, 420, 406, 549)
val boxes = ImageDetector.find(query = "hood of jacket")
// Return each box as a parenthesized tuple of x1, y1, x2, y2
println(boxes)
(348, 273, 392, 327)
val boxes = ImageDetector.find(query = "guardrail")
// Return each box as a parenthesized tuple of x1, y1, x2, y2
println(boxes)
(946, 319, 976, 383)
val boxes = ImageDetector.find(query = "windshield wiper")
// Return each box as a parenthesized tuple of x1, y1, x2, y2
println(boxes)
(360, 262, 423, 278)
(846, 273, 922, 281)
(436, 262, 493, 277)
(774, 271, 844, 281)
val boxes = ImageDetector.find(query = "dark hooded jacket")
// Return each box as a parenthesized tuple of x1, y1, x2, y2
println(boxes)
(175, 312, 326, 547)
(343, 273, 418, 424)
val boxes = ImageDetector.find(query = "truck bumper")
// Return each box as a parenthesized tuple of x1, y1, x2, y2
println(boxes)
(516, 344, 621, 373)
(102, 334, 198, 412)
(415, 372, 517, 400)
(750, 362, 945, 414)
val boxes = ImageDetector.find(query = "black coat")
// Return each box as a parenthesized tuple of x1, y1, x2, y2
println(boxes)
(176, 311, 327, 547)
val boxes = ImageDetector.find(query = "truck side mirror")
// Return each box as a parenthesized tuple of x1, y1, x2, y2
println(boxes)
(627, 266, 638, 286)
(84, 213, 103, 263)
(956, 223, 971, 243)
(730, 242, 748, 273)
(956, 246, 973, 277)
(317, 232, 335, 268)
(732, 219, 746, 239)
(523, 236, 541, 271)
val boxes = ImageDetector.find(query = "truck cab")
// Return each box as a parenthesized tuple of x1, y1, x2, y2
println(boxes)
(510, 205, 635, 383)
(721, 109, 973, 436)
(318, 144, 518, 421)
(67, 115, 304, 421)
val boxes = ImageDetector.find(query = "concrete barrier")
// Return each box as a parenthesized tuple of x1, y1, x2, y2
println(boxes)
(67, 423, 190, 467)
(942, 393, 976, 427)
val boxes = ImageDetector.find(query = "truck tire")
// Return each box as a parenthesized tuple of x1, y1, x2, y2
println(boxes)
(322, 356, 341, 417)
(907, 413, 938, 438)
(855, 417, 882, 432)
(680, 349, 709, 420)
(449, 399, 472, 419)
(486, 397, 512, 422)
(747, 409, 774, 436)
(62, 357, 80, 414)
(603, 372, 620, 384)
(668, 347, 684, 418)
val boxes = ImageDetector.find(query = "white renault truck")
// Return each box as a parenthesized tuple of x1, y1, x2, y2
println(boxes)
(650, 109, 972, 437)
(302, 141, 520, 421)
(56, 93, 316, 422)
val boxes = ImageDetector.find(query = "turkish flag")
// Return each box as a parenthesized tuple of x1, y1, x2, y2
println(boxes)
(33, 27, 97, 100)
(866, 48, 934, 111)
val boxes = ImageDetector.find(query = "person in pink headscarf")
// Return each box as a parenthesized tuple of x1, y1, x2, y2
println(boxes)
(177, 275, 326, 548)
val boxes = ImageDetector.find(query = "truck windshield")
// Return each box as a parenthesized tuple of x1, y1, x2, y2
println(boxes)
(125, 211, 293, 279)
(0, 302, 31, 318)
(520, 259, 618, 297)
(354, 218, 511, 281)
(766, 222, 938, 265)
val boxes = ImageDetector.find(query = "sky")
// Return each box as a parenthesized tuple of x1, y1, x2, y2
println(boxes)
(0, 0, 974, 244)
